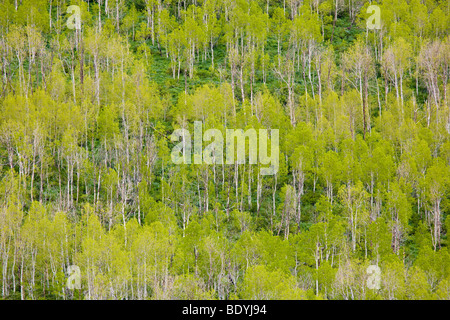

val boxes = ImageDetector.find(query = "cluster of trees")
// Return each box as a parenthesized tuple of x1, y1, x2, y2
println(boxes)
(0, 0, 449, 299)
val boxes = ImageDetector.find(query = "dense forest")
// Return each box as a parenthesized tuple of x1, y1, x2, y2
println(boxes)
(0, 0, 449, 300)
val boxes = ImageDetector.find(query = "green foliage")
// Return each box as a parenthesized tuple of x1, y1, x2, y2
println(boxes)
(0, 0, 449, 300)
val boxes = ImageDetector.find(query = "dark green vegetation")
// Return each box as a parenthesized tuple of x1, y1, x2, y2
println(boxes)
(0, 0, 449, 300)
